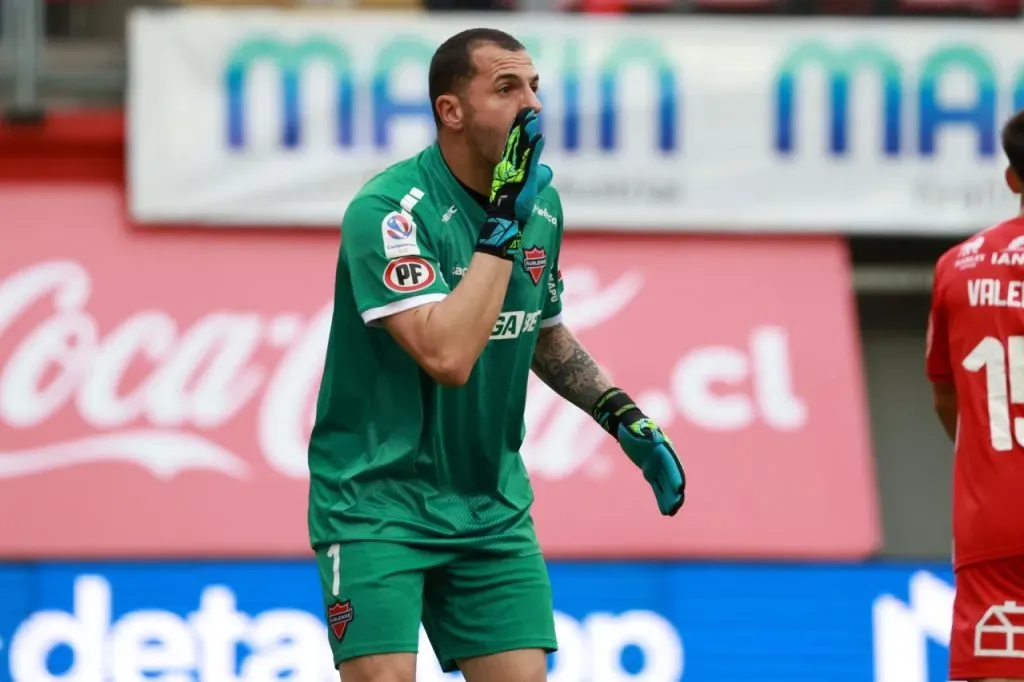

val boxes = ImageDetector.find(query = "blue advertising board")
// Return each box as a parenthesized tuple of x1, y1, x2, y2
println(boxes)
(0, 561, 954, 682)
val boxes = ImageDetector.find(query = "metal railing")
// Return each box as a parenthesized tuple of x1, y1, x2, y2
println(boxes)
(2, 0, 43, 118)
(0, 0, 157, 115)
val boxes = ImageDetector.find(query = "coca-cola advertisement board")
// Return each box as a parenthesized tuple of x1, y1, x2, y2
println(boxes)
(0, 185, 880, 559)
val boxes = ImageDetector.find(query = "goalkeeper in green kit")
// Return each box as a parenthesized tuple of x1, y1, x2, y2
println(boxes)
(307, 27, 686, 682)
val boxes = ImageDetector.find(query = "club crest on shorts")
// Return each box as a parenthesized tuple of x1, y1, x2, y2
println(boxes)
(522, 246, 547, 286)
(327, 600, 354, 641)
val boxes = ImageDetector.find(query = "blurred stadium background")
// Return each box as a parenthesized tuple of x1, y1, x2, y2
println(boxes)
(0, 0, 1017, 678)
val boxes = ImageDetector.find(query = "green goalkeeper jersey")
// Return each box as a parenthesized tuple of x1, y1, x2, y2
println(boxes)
(307, 142, 566, 549)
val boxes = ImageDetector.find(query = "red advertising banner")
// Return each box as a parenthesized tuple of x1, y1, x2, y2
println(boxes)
(0, 185, 879, 559)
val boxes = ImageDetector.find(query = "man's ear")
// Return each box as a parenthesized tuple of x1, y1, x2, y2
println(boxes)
(435, 95, 463, 131)
(1006, 165, 1022, 195)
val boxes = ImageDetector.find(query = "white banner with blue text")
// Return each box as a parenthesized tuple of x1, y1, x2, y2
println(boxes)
(127, 10, 1024, 234)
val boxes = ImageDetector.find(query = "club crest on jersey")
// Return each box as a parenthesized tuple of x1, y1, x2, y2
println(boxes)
(327, 601, 354, 641)
(384, 256, 436, 293)
(522, 246, 547, 286)
(381, 211, 420, 258)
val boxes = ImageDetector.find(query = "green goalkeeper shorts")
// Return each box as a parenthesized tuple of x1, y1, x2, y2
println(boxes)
(314, 539, 559, 672)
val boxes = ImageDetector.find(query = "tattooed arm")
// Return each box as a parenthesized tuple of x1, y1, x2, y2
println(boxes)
(531, 322, 615, 412)
(533, 321, 687, 515)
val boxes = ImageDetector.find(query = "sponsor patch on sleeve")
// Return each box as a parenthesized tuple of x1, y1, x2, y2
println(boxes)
(381, 211, 420, 258)
(383, 256, 437, 293)
(547, 269, 560, 303)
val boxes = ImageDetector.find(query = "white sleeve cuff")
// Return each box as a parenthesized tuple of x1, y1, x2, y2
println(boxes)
(361, 293, 447, 326)
(540, 313, 563, 328)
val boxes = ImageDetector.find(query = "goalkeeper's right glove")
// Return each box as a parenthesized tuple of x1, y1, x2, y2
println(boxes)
(475, 107, 554, 261)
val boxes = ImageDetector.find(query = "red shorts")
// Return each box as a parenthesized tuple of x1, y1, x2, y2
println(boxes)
(951, 555, 1024, 680)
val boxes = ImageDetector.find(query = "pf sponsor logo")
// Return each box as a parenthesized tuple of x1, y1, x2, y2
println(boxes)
(383, 256, 436, 293)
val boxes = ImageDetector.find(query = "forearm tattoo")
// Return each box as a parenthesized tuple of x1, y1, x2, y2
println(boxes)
(531, 324, 614, 412)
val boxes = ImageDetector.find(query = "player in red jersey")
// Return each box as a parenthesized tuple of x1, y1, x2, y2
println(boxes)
(927, 109, 1024, 682)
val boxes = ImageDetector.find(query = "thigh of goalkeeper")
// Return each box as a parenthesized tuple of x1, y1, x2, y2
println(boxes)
(314, 540, 557, 673)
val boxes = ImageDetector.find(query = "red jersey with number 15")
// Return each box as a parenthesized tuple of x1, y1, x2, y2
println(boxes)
(927, 216, 1024, 570)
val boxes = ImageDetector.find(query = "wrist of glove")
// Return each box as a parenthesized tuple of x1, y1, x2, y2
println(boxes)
(591, 387, 687, 516)
(475, 215, 522, 261)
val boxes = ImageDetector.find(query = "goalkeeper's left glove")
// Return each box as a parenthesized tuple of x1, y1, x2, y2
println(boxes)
(591, 387, 686, 516)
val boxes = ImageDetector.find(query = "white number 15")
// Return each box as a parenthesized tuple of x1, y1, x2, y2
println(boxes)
(963, 336, 1024, 451)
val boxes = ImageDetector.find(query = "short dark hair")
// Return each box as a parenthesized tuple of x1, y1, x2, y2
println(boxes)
(428, 28, 525, 128)
(1003, 109, 1024, 181)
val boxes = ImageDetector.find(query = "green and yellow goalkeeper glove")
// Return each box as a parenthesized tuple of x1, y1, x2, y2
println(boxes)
(475, 107, 553, 261)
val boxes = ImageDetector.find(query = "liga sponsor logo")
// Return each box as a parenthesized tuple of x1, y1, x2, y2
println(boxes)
(0, 185, 877, 558)
(384, 212, 413, 239)
(381, 210, 420, 258)
(490, 310, 543, 340)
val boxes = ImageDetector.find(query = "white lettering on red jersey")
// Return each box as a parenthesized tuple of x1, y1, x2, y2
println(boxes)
(928, 216, 1024, 569)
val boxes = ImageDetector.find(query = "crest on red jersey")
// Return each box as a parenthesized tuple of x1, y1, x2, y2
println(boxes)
(327, 600, 354, 641)
(522, 246, 547, 286)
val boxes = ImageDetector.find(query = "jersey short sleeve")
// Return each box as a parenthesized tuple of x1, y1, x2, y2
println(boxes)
(926, 257, 952, 384)
(541, 267, 564, 328)
(539, 190, 566, 328)
(341, 194, 450, 326)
